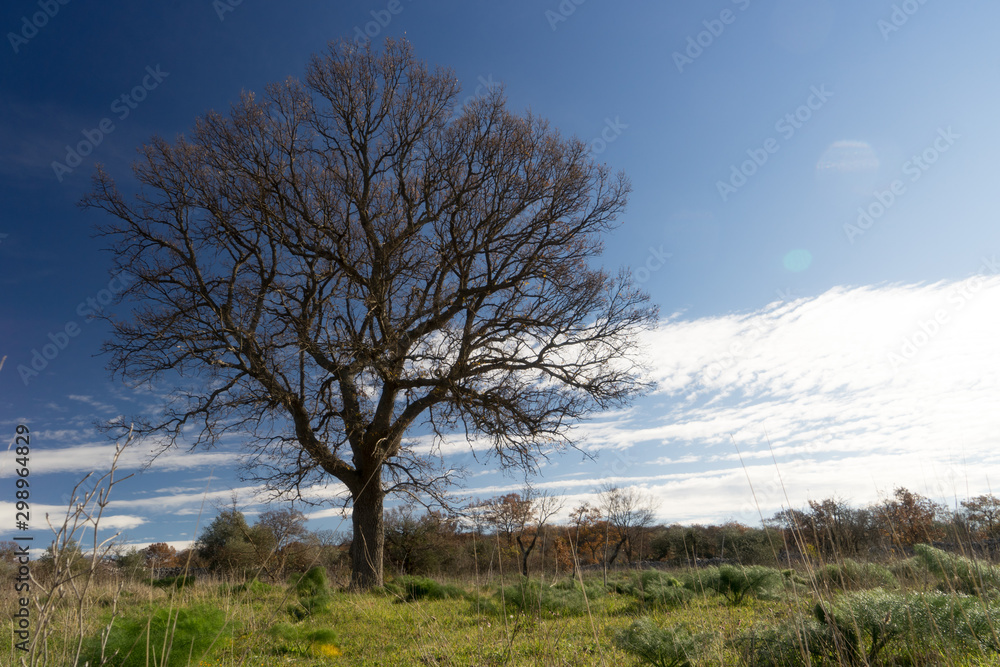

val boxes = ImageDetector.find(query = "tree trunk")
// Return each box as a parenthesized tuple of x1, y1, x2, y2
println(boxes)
(350, 481, 385, 590)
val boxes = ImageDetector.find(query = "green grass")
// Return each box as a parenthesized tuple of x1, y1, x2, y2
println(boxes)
(13, 547, 1000, 665)
(383, 574, 470, 602)
(79, 602, 231, 667)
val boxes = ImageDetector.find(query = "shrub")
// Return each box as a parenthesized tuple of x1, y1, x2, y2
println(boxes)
(734, 623, 815, 667)
(737, 587, 1000, 665)
(268, 623, 342, 659)
(812, 589, 910, 665)
(613, 618, 705, 667)
(913, 543, 1000, 596)
(383, 575, 467, 601)
(221, 577, 274, 595)
(496, 576, 603, 617)
(614, 570, 694, 609)
(688, 565, 782, 605)
(287, 566, 330, 619)
(888, 556, 932, 589)
(81, 604, 229, 667)
(291, 565, 328, 596)
(815, 559, 897, 591)
(151, 574, 195, 589)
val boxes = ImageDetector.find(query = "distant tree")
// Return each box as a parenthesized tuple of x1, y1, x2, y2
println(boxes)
(878, 487, 945, 548)
(84, 38, 655, 590)
(173, 548, 207, 571)
(770, 499, 880, 560)
(114, 547, 147, 580)
(513, 491, 562, 577)
(649, 524, 708, 564)
(384, 506, 457, 575)
(255, 507, 309, 577)
(0, 540, 21, 580)
(567, 503, 605, 569)
(39, 539, 84, 564)
(37, 539, 89, 579)
(481, 493, 533, 550)
(144, 542, 178, 571)
(480, 488, 563, 576)
(598, 484, 657, 565)
(311, 529, 348, 576)
(717, 522, 775, 565)
(196, 509, 263, 576)
(961, 494, 1000, 540)
(256, 507, 308, 549)
(803, 498, 877, 557)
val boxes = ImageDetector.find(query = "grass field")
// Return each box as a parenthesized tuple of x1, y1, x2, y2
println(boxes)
(9, 545, 1000, 666)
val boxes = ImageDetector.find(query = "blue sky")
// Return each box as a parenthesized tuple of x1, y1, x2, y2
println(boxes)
(3, 1, 1000, 554)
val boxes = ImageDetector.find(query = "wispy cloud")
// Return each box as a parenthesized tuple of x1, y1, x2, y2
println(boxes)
(462, 273, 1000, 522)
(0, 442, 243, 477)
(68, 394, 118, 413)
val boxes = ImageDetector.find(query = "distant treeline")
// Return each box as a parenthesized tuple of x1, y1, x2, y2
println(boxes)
(6, 486, 998, 583)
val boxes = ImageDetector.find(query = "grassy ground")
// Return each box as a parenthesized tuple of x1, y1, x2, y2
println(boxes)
(9, 551, 1000, 666)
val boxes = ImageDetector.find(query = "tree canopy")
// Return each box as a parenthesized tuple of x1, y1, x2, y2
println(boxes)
(83, 39, 656, 588)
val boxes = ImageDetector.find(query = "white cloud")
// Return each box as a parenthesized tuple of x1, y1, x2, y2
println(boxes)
(12, 275, 1000, 533)
(465, 274, 1000, 523)
(0, 441, 243, 477)
(67, 394, 117, 413)
(0, 501, 146, 532)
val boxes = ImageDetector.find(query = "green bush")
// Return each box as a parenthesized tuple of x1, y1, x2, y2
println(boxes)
(231, 577, 273, 595)
(290, 565, 327, 596)
(811, 589, 994, 665)
(812, 589, 910, 665)
(736, 587, 1000, 665)
(613, 618, 705, 667)
(687, 565, 782, 605)
(815, 559, 897, 591)
(734, 623, 815, 667)
(151, 574, 195, 589)
(268, 623, 342, 658)
(287, 566, 330, 620)
(383, 575, 467, 602)
(913, 544, 1000, 596)
(888, 557, 932, 589)
(614, 570, 694, 609)
(496, 576, 604, 617)
(80, 604, 229, 667)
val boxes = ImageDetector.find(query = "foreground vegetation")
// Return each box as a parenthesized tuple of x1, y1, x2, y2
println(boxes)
(9, 544, 1000, 665)
(9, 441, 1000, 664)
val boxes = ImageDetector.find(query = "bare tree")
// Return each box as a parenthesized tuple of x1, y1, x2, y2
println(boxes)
(480, 488, 563, 576)
(515, 490, 563, 577)
(598, 483, 657, 566)
(961, 494, 1000, 540)
(82, 39, 656, 589)
(255, 507, 309, 578)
